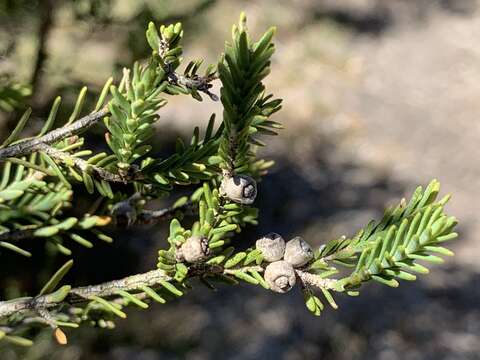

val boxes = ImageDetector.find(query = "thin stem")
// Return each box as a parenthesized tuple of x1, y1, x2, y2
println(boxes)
(0, 108, 109, 160)
(0, 229, 34, 242)
(36, 144, 139, 183)
(0, 263, 247, 319)
(0, 269, 172, 318)
(295, 270, 338, 290)
(136, 201, 196, 224)
(0, 200, 195, 245)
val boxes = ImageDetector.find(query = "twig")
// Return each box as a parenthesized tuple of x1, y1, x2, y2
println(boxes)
(0, 229, 35, 242)
(0, 200, 194, 245)
(136, 201, 196, 224)
(168, 70, 218, 101)
(295, 269, 338, 290)
(36, 144, 139, 183)
(0, 108, 109, 160)
(0, 269, 172, 318)
(158, 38, 218, 102)
(0, 263, 246, 319)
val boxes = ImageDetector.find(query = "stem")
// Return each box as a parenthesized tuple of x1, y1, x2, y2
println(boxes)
(36, 144, 138, 183)
(0, 269, 172, 318)
(0, 229, 34, 242)
(295, 270, 338, 290)
(0, 108, 109, 160)
(0, 263, 245, 319)
(136, 201, 196, 224)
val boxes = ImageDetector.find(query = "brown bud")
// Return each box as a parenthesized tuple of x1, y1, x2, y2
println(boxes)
(256, 232, 285, 262)
(283, 236, 313, 267)
(264, 260, 296, 293)
(220, 175, 257, 205)
(177, 235, 209, 263)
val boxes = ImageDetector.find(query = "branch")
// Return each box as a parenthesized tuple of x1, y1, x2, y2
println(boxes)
(0, 269, 172, 318)
(0, 108, 109, 160)
(0, 263, 235, 319)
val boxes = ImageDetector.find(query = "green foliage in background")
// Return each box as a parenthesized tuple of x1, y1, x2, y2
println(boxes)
(0, 13, 458, 348)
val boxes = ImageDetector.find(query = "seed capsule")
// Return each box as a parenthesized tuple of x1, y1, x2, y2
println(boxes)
(177, 235, 209, 263)
(264, 260, 296, 293)
(256, 232, 286, 262)
(111, 201, 136, 228)
(220, 175, 257, 205)
(284, 236, 313, 267)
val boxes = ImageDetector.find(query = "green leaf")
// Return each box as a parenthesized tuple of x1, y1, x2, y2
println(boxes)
(70, 234, 93, 248)
(91, 295, 126, 318)
(95, 77, 114, 111)
(116, 290, 149, 309)
(39, 259, 74, 295)
(67, 86, 87, 124)
(0, 189, 23, 201)
(231, 270, 259, 285)
(140, 285, 166, 304)
(78, 216, 99, 229)
(372, 274, 399, 288)
(159, 280, 183, 296)
(40, 153, 70, 188)
(2, 335, 34, 347)
(34, 226, 59, 237)
(82, 172, 94, 194)
(2, 107, 32, 147)
(249, 269, 268, 289)
(224, 252, 247, 268)
(39, 97, 61, 136)
(55, 217, 78, 231)
(45, 285, 71, 302)
(174, 263, 189, 282)
(0, 241, 31, 257)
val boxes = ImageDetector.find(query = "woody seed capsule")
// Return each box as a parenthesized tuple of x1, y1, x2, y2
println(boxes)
(264, 260, 296, 293)
(256, 232, 286, 262)
(284, 236, 313, 267)
(178, 235, 209, 263)
(220, 175, 257, 205)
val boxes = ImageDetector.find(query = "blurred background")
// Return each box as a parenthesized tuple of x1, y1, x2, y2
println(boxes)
(1, 0, 480, 359)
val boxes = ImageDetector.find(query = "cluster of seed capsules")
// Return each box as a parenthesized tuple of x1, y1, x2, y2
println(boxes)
(173, 174, 315, 293)
(256, 233, 313, 293)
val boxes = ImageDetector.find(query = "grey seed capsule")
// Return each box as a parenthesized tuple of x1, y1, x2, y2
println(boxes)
(256, 232, 286, 262)
(284, 236, 313, 267)
(220, 175, 257, 205)
(178, 235, 209, 263)
(111, 201, 137, 228)
(264, 260, 296, 293)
